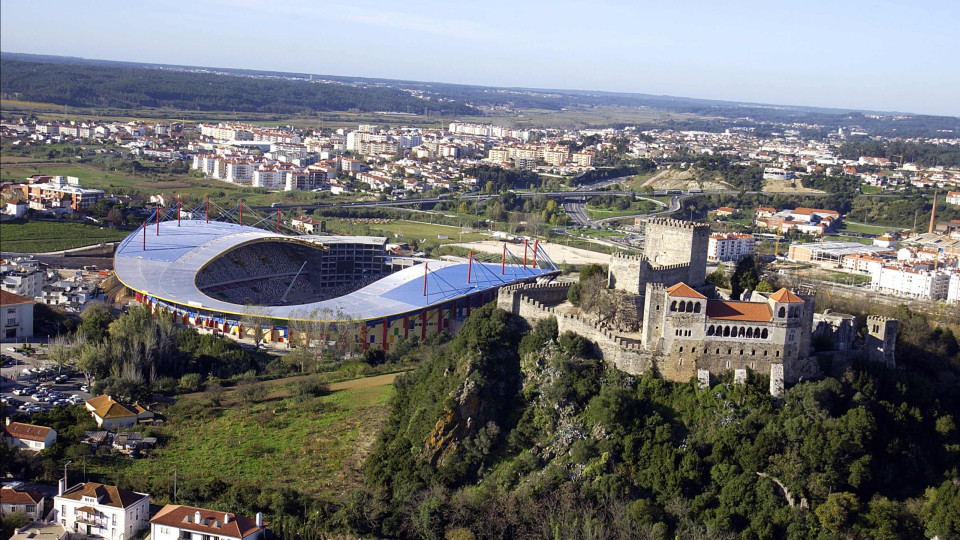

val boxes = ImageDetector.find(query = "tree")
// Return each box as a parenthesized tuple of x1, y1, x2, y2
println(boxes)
(241, 304, 272, 347)
(48, 333, 79, 375)
(730, 255, 764, 299)
(79, 301, 114, 343)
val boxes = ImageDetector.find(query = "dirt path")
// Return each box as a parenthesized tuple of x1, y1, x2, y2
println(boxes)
(327, 372, 401, 391)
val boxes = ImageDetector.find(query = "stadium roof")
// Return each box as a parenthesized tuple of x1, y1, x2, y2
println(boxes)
(114, 220, 556, 322)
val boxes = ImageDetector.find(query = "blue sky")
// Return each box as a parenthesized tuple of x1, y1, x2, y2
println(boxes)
(2, 0, 958, 116)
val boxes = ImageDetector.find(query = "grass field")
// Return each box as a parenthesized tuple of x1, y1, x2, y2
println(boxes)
(88, 376, 395, 502)
(860, 185, 883, 194)
(837, 222, 897, 235)
(824, 234, 873, 245)
(0, 219, 131, 252)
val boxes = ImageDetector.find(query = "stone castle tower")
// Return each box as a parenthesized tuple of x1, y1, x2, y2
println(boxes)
(865, 316, 898, 367)
(608, 218, 710, 294)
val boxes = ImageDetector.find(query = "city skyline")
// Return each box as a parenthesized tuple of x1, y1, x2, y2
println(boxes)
(1, 0, 958, 117)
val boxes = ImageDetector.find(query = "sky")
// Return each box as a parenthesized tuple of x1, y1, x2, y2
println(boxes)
(2, 0, 958, 117)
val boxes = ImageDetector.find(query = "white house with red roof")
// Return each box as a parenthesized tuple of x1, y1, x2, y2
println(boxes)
(3, 419, 57, 450)
(1, 290, 34, 339)
(53, 482, 150, 540)
(150, 505, 265, 540)
(1, 487, 47, 520)
(947, 191, 960, 206)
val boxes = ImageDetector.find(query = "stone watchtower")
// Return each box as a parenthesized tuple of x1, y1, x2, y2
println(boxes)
(865, 316, 898, 367)
(643, 218, 710, 286)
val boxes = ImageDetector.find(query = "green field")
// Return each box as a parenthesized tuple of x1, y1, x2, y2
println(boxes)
(860, 185, 883, 194)
(837, 221, 898, 235)
(824, 234, 873, 245)
(88, 378, 394, 501)
(0, 219, 131, 252)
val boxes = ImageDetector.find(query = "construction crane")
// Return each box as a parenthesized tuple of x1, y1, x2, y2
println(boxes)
(890, 154, 904, 168)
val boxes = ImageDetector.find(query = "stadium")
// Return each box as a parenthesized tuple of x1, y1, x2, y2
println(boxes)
(113, 204, 559, 352)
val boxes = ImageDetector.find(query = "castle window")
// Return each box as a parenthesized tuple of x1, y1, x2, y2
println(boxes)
(716, 348, 720, 354)
(656, 305, 660, 311)
(746, 328, 753, 338)
(692, 347, 696, 353)
(751, 349, 756, 356)
(778, 307, 785, 318)
(707, 325, 714, 336)
(694, 302, 701, 313)
(723, 326, 730, 337)
(755, 327, 761, 338)
(670, 301, 677, 311)
(726, 360, 730, 369)
(740, 349, 743, 355)
(687, 301, 695, 312)
(761, 329, 768, 339)
(776, 351, 780, 358)
(764, 350, 768, 356)
(738, 327, 746, 338)
(728, 348, 732, 354)
(679, 346, 683, 352)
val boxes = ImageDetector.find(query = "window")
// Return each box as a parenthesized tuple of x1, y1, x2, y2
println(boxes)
(113, 514, 117, 526)
(778, 307, 785, 318)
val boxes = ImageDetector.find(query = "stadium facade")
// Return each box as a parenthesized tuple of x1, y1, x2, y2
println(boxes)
(113, 220, 557, 351)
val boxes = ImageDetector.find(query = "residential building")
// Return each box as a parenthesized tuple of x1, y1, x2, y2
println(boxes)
(947, 272, 960, 305)
(1, 488, 46, 520)
(707, 233, 755, 262)
(2, 269, 44, 299)
(5, 199, 27, 217)
(716, 207, 739, 217)
(150, 505, 265, 540)
(1, 290, 34, 339)
(84, 395, 154, 429)
(9, 522, 67, 540)
(871, 265, 951, 300)
(54, 482, 150, 540)
(947, 191, 960, 206)
(3, 419, 57, 450)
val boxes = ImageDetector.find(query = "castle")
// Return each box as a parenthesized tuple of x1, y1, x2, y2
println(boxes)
(498, 218, 897, 392)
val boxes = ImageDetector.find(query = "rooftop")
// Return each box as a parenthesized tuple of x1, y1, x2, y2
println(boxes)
(113, 221, 556, 322)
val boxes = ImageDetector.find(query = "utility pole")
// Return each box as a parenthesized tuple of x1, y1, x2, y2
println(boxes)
(174, 468, 177, 503)
(64, 460, 72, 488)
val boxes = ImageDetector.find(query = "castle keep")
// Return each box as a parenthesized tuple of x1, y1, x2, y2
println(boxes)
(499, 218, 896, 389)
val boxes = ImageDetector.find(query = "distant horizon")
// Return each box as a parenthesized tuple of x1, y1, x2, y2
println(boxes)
(3, 50, 949, 121)
(2, 1, 958, 117)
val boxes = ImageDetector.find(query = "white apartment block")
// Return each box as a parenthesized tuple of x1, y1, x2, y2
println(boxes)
(224, 162, 255, 184)
(708, 233, 756, 262)
(54, 482, 150, 540)
(871, 265, 951, 300)
(948, 272, 960, 304)
(2, 270, 44, 299)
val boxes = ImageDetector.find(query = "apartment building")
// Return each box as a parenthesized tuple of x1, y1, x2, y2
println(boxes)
(54, 482, 150, 540)
(871, 265, 951, 300)
(708, 233, 756, 262)
(1, 290, 34, 339)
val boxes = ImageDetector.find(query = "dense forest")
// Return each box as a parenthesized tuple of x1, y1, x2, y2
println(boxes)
(0, 59, 477, 115)
(3, 54, 958, 137)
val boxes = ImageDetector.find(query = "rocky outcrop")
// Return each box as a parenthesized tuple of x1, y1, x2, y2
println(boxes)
(423, 373, 485, 468)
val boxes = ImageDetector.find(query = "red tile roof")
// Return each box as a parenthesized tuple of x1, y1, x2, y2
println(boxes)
(0, 488, 44, 505)
(706, 300, 772, 322)
(59, 482, 147, 509)
(769, 289, 804, 303)
(3, 422, 53, 442)
(0, 290, 33, 305)
(150, 505, 263, 539)
(666, 282, 706, 299)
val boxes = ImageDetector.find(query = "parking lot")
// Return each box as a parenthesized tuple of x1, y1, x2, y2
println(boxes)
(1, 349, 93, 416)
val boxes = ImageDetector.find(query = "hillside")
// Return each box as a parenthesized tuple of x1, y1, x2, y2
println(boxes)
(356, 305, 960, 539)
(0, 58, 477, 116)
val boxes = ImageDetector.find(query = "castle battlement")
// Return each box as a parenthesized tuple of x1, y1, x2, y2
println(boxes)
(611, 252, 649, 262)
(647, 217, 710, 232)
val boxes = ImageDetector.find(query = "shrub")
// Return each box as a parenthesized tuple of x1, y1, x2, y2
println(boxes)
(178, 373, 203, 392)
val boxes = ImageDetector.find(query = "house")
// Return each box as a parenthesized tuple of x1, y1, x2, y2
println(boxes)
(3, 419, 57, 450)
(755, 207, 776, 218)
(53, 482, 150, 540)
(150, 505, 265, 540)
(5, 199, 28, 217)
(9, 521, 67, 540)
(1, 487, 46, 520)
(1, 290, 34, 339)
(716, 207, 739, 217)
(947, 191, 960, 206)
(84, 395, 153, 429)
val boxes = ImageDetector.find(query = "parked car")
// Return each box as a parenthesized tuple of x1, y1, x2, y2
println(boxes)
(31, 393, 44, 402)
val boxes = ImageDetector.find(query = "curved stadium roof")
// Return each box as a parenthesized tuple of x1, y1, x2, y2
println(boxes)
(114, 220, 556, 322)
